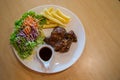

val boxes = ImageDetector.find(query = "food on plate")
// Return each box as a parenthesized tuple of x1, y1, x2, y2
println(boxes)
(47, 7, 54, 12)
(42, 14, 65, 27)
(56, 9, 70, 21)
(66, 30, 77, 42)
(44, 26, 77, 52)
(51, 11, 68, 23)
(10, 7, 75, 59)
(10, 11, 46, 59)
(43, 24, 58, 28)
(42, 7, 71, 28)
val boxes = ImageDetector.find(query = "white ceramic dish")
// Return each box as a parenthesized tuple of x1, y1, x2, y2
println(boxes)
(13, 5, 86, 73)
(36, 44, 54, 71)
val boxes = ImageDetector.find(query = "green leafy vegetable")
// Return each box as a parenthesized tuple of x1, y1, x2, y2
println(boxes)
(39, 18, 47, 25)
(10, 11, 46, 59)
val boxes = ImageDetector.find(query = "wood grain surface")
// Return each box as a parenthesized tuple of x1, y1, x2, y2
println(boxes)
(0, 0, 120, 80)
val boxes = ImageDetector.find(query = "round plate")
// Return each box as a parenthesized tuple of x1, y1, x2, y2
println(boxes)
(13, 5, 86, 73)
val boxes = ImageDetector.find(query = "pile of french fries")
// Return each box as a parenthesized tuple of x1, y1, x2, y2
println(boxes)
(41, 7, 71, 28)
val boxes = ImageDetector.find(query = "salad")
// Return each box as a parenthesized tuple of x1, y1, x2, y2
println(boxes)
(10, 11, 47, 59)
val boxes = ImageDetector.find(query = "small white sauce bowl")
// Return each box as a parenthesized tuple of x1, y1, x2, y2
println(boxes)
(36, 44, 54, 69)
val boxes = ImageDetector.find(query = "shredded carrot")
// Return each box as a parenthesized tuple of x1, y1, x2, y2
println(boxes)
(23, 16, 38, 28)
(22, 16, 39, 35)
(23, 26, 31, 35)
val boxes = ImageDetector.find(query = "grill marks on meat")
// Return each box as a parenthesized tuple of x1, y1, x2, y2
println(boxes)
(51, 27, 66, 41)
(66, 30, 77, 42)
(44, 26, 77, 53)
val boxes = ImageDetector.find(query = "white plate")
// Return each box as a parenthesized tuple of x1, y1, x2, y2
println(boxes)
(13, 5, 86, 73)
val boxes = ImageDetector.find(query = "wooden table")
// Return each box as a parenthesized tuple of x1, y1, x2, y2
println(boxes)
(0, 0, 120, 80)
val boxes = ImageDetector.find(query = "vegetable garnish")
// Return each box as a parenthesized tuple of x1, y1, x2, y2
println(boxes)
(10, 11, 46, 59)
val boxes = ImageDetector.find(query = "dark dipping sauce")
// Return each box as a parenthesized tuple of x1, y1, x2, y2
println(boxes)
(39, 47, 52, 61)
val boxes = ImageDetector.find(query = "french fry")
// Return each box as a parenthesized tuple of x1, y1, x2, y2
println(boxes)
(51, 12, 68, 24)
(41, 7, 71, 28)
(56, 9, 70, 20)
(48, 7, 54, 12)
(42, 13, 65, 26)
(46, 19, 56, 24)
(43, 24, 58, 28)
(44, 8, 52, 16)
